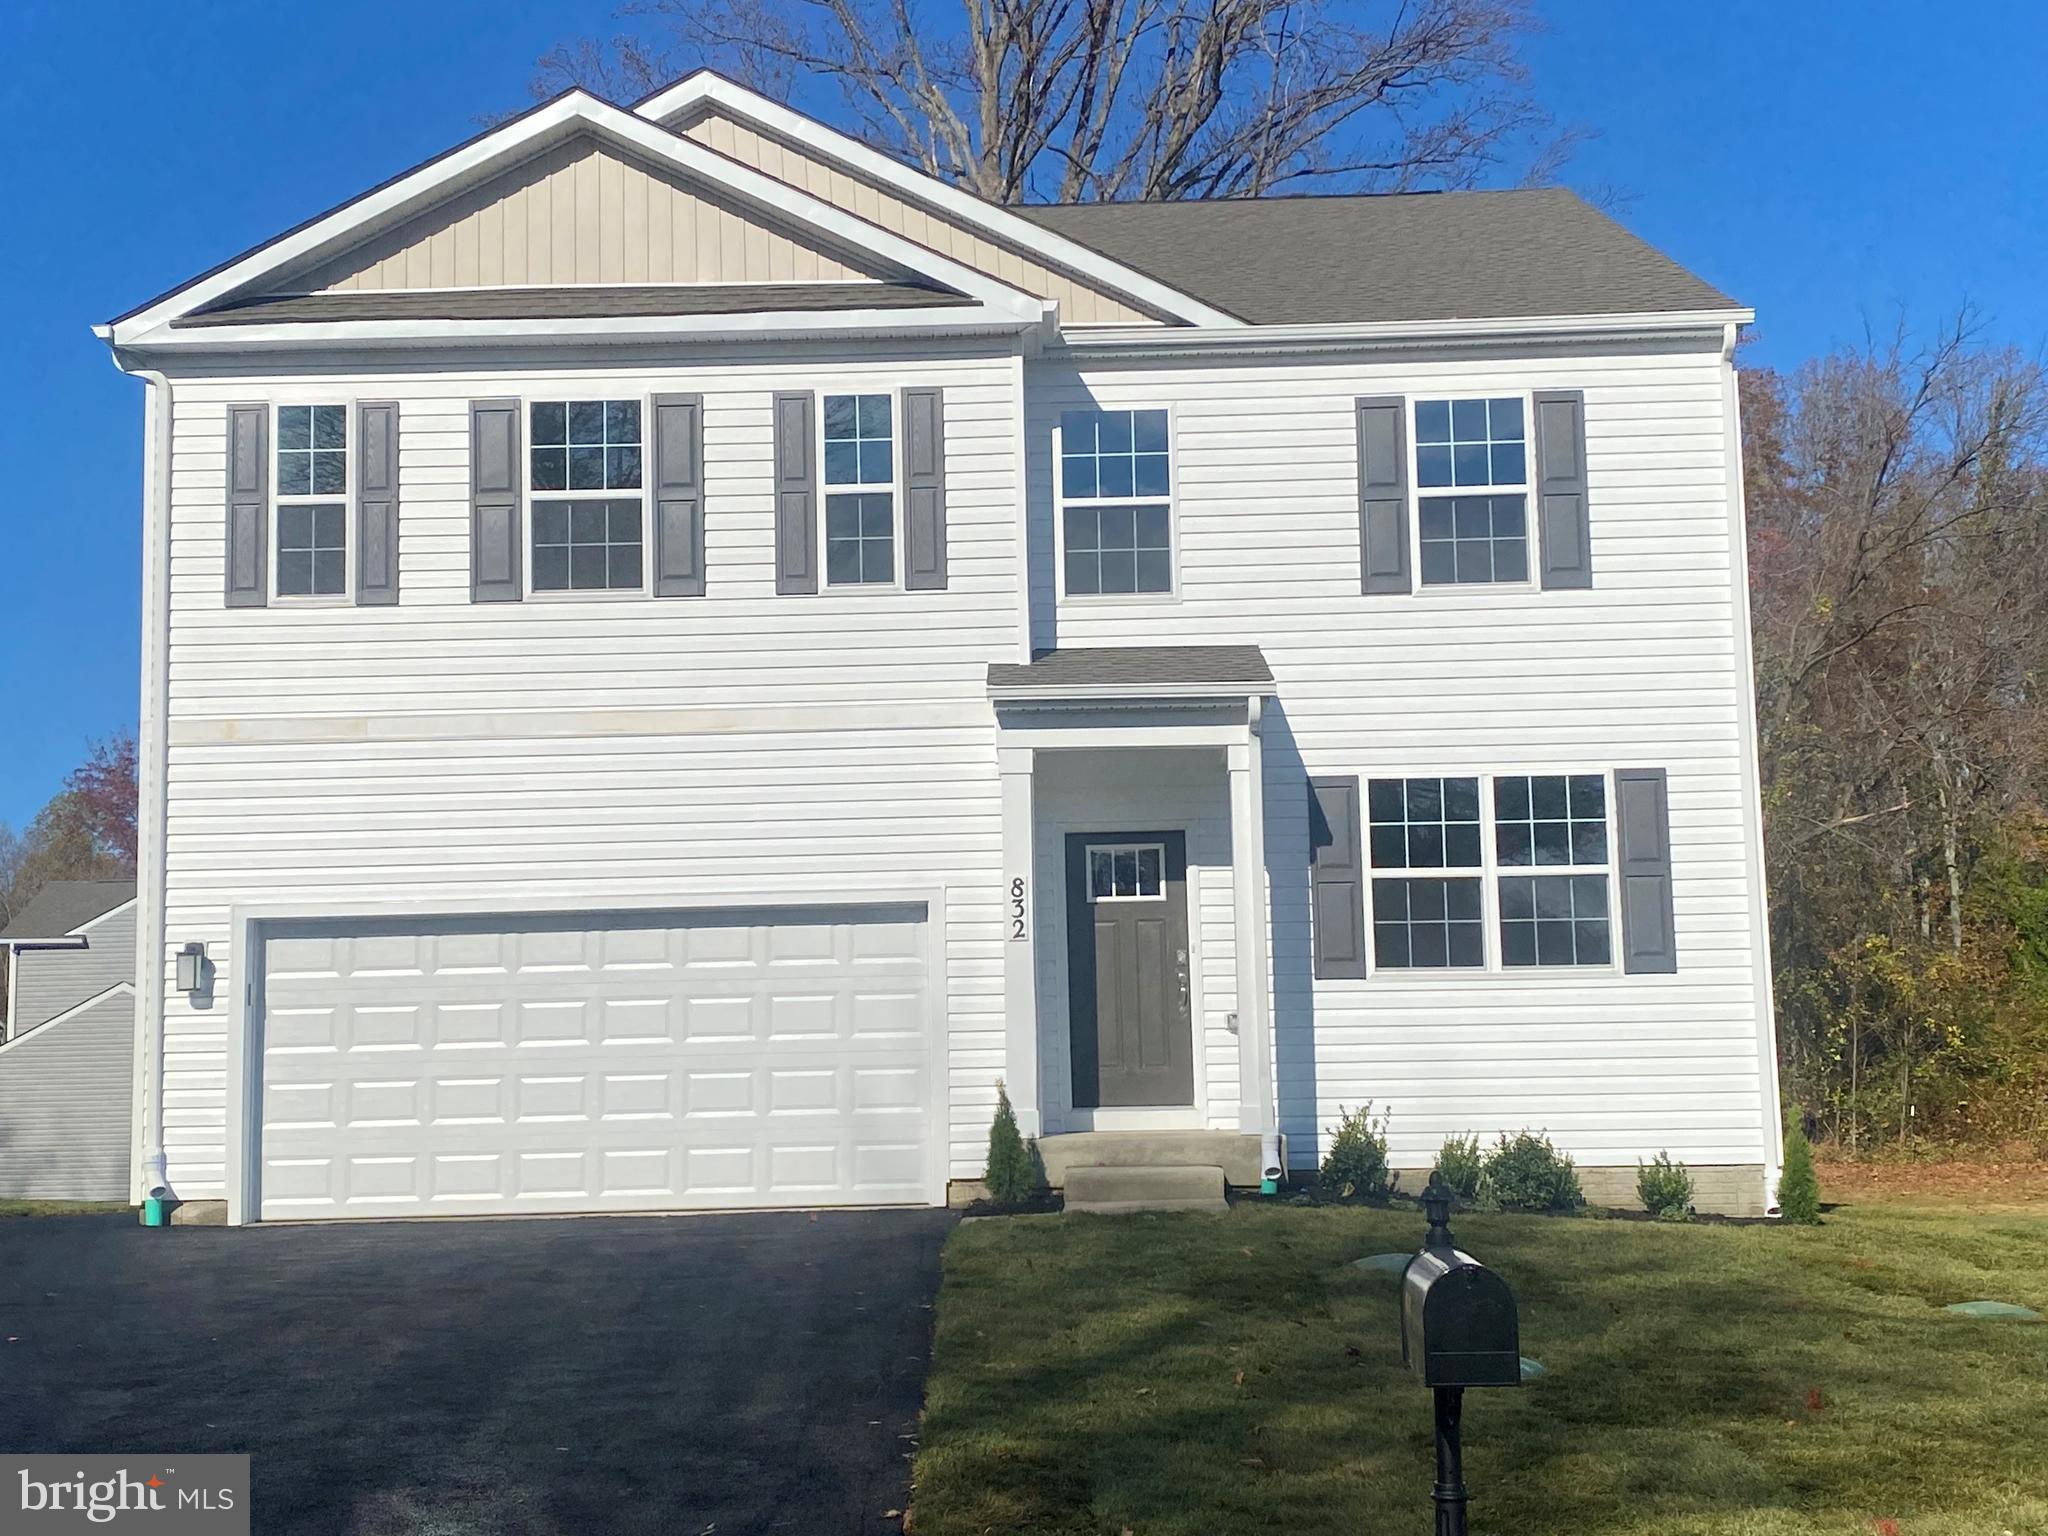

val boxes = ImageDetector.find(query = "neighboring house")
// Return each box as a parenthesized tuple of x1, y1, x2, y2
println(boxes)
(97, 71, 1781, 1224)
(0, 879, 136, 1200)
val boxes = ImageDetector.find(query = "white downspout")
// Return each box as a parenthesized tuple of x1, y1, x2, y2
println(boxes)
(1246, 695, 1281, 1189)
(117, 354, 174, 1207)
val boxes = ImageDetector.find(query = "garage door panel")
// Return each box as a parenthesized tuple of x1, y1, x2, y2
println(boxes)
(257, 906, 933, 1220)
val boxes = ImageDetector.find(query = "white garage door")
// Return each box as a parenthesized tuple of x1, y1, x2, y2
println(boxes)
(254, 904, 935, 1221)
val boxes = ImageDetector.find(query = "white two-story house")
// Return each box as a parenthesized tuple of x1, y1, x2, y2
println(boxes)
(97, 71, 1781, 1223)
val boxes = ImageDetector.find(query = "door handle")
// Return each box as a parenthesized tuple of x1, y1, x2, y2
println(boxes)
(1177, 948, 1190, 1013)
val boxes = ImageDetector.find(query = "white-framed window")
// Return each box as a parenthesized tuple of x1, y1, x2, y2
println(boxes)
(1494, 774, 1613, 966)
(528, 400, 645, 593)
(1086, 843, 1166, 901)
(274, 404, 349, 600)
(822, 392, 896, 586)
(1366, 777, 1486, 968)
(1413, 396, 1531, 586)
(1057, 407, 1173, 596)
(1363, 770, 1619, 972)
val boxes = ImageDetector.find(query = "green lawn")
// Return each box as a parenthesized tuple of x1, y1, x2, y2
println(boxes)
(0, 1199, 130, 1218)
(912, 1197, 2048, 1535)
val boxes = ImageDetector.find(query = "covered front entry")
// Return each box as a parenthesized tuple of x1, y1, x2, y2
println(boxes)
(987, 645, 1281, 1163)
(1065, 831, 1194, 1108)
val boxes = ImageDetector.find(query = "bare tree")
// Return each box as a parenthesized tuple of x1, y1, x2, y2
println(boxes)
(535, 0, 1570, 202)
(1745, 318, 2048, 1149)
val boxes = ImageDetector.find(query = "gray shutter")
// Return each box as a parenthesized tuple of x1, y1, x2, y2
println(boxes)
(650, 393, 705, 597)
(901, 386, 947, 590)
(1307, 777, 1368, 979)
(1615, 767, 1677, 973)
(225, 404, 268, 608)
(1356, 396, 1410, 594)
(773, 392, 817, 594)
(1534, 389, 1592, 589)
(356, 400, 399, 606)
(470, 398, 522, 603)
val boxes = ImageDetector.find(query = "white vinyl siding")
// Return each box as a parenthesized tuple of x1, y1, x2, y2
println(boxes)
(152, 343, 1021, 1202)
(1028, 342, 1772, 1176)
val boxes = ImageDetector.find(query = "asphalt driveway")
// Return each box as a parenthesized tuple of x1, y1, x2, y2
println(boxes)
(0, 1207, 955, 1534)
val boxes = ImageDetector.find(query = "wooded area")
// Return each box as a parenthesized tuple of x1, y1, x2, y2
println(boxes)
(1746, 324, 2048, 1152)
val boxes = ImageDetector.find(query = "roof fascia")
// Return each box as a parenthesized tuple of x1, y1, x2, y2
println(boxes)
(1052, 308, 1756, 358)
(988, 680, 1277, 702)
(634, 73, 1246, 329)
(108, 93, 1051, 349)
(68, 897, 139, 936)
(118, 303, 1044, 357)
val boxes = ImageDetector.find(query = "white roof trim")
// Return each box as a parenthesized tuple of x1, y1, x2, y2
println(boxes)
(0, 982, 134, 1057)
(107, 92, 1053, 350)
(121, 304, 1042, 354)
(635, 73, 1245, 329)
(69, 896, 139, 936)
(988, 680, 1276, 702)
(1054, 308, 1758, 358)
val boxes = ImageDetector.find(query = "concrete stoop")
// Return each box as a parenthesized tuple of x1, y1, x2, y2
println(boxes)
(1037, 1130, 1267, 1188)
(1062, 1163, 1228, 1215)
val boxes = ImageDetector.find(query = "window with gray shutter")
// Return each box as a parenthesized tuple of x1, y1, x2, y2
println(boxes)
(356, 401, 399, 605)
(902, 386, 947, 590)
(225, 404, 268, 608)
(773, 391, 817, 594)
(1308, 777, 1368, 979)
(1356, 396, 1410, 593)
(1614, 767, 1677, 972)
(1534, 389, 1592, 589)
(649, 393, 704, 596)
(470, 398, 522, 602)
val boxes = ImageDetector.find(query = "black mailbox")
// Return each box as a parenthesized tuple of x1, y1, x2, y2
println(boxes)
(1400, 1245, 1521, 1387)
(1396, 1173, 1524, 1536)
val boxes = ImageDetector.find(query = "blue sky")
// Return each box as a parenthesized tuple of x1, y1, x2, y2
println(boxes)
(2, 0, 2041, 829)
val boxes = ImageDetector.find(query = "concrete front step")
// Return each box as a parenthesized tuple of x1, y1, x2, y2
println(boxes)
(1038, 1131, 1268, 1188)
(1063, 1163, 1228, 1215)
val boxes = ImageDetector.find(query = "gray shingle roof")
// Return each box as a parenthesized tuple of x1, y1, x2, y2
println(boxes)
(177, 282, 971, 327)
(1011, 188, 1736, 326)
(988, 645, 1273, 694)
(0, 879, 136, 943)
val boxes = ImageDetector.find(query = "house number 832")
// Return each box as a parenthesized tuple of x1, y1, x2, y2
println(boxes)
(1009, 877, 1028, 940)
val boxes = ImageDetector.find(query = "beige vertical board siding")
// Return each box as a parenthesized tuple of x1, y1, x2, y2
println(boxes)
(10, 905, 137, 1035)
(1027, 338, 1775, 1179)
(294, 135, 885, 292)
(681, 109, 1166, 326)
(0, 989, 135, 1200)
(152, 344, 1021, 1200)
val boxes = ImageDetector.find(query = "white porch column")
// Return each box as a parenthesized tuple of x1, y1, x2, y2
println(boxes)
(1228, 702, 1277, 1158)
(998, 745, 1043, 1137)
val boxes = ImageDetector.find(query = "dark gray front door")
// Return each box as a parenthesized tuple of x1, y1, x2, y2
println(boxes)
(1065, 832, 1194, 1108)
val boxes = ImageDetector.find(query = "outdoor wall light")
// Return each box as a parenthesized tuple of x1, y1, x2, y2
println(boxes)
(175, 942, 208, 993)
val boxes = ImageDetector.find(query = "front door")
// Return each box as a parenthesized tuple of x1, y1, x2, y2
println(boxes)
(1065, 832, 1194, 1108)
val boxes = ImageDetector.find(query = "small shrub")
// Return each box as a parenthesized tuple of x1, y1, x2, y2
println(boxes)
(1483, 1130, 1584, 1213)
(1318, 1104, 1394, 1201)
(1777, 1123, 1822, 1224)
(1636, 1151, 1696, 1221)
(984, 1081, 1037, 1204)
(1431, 1135, 1485, 1202)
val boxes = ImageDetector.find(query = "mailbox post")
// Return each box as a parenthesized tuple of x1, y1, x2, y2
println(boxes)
(1399, 1174, 1520, 1536)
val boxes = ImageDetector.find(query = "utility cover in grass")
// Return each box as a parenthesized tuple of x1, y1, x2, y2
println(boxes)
(1352, 1252, 1412, 1274)
(1944, 1300, 2043, 1320)
(1520, 1357, 1547, 1380)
